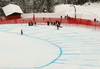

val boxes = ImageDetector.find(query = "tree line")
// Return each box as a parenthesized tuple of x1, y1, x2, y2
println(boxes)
(55, 0, 100, 5)
(0, 0, 99, 16)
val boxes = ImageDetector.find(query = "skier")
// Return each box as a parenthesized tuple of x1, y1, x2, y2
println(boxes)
(21, 29, 23, 35)
(57, 24, 59, 30)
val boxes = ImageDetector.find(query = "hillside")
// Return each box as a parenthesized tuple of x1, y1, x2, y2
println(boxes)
(54, 2, 100, 20)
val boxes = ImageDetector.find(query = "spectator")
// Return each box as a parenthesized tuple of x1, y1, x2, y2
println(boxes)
(51, 22, 53, 25)
(47, 21, 50, 26)
(58, 21, 61, 26)
(28, 21, 33, 26)
(34, 21, 36, 25)
(54, 22, 56, 25)
(94, 18, 96, 22)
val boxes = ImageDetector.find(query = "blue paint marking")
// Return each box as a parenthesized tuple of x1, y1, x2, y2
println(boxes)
(0, 67, 41, 69)
(2, 26, 100, 69)
(85, 59, 97, 61)
(42, 37, 53, 40)
(63, 53, 80, 55)
(58, 59, 69, 61)
(0, 27, 7, 29)
(83, 64, 96, 67)
(63, 50, 75, 51)
(0, 28, 63, 69)
(53, 42, 65, 44)
(0, 28, 15, 32)
(26, 33, 39, 35)
(60, 47, 69, 48)
(24, 35, 63, 68)
(53, 62, 66, 64)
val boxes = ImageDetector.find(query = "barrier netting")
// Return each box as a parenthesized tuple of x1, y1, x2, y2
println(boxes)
(0, 15, 100, 31)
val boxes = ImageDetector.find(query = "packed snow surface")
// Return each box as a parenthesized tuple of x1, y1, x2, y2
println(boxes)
(0, 24, 100, 69)
(0, 2, 100, 69)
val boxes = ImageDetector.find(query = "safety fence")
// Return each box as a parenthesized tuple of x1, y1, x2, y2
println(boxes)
(0, 17, 100, 31)
(0, 18, 33, 24)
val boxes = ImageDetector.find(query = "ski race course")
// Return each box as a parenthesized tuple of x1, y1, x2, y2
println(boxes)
(0, 2, 100, 69)
(0, 24, 100, 69)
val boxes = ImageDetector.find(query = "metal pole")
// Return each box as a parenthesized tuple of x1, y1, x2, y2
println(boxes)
(70, 4, 76, 20)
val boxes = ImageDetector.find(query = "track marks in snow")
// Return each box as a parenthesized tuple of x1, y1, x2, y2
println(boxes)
(0, 24, 100, 69)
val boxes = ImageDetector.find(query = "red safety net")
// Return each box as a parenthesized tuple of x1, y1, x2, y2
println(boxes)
(0, 16, 100, 31)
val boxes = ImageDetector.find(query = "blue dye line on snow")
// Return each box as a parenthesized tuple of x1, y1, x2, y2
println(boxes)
(1, 25, 100, 68)
(58, 59, 69, 61)
(60, 47, 69, 48)
(63, 50, 75, 51)
(25, 34, 63, 68)
(0, 28, 63, 69)
(85, 59, 97, 61)
(63, 53, 80, 55)
(0, 67, 42, 69)
(53, 42, 65, 44)
(83, 64, 97, 67)
(53, 62, 66, 64)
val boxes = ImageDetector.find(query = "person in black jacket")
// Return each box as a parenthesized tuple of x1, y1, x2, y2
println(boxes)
(47, 21, 50, 26)
(34, 21, 36, 25)
(59, 21, 61, 26)
(28, 21, 33, 26)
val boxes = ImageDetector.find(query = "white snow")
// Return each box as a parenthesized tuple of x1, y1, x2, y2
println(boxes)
(2, 4, 23, 16)
(0, 24, 100, 69)
(0, 2, 100, 69)
(22, 2, 100, 21)
(54, 2, 100, 20)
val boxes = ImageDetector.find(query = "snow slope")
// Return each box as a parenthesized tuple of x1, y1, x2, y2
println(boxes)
(54, 2, 100, 20)
(0, 24, 100, 69)
(22, 2, 100, 21)
(0, 2, 100, 69)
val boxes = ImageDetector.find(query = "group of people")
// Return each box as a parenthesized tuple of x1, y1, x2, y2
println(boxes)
(21, 21, 37, 35)
(21, 20, 62, 35)
(28, 21, 36, 26)
(47, 21, 61, 29)
(94, 18, 98, 23)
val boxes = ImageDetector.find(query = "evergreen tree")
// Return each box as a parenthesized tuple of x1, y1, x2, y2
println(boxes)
(0, 0, 100, 16)
(46, 0, 54, 12)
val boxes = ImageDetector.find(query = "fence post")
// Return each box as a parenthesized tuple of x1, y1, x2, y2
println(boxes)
(33, 14, 35, 21)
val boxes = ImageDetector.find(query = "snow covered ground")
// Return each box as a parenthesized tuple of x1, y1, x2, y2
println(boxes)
(0, 24, 100, 69)
(54, 2, 100, 20)
(0, 2, 100, 69)
(22, 2, 100, 21)
(21, 2, 100, 21)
